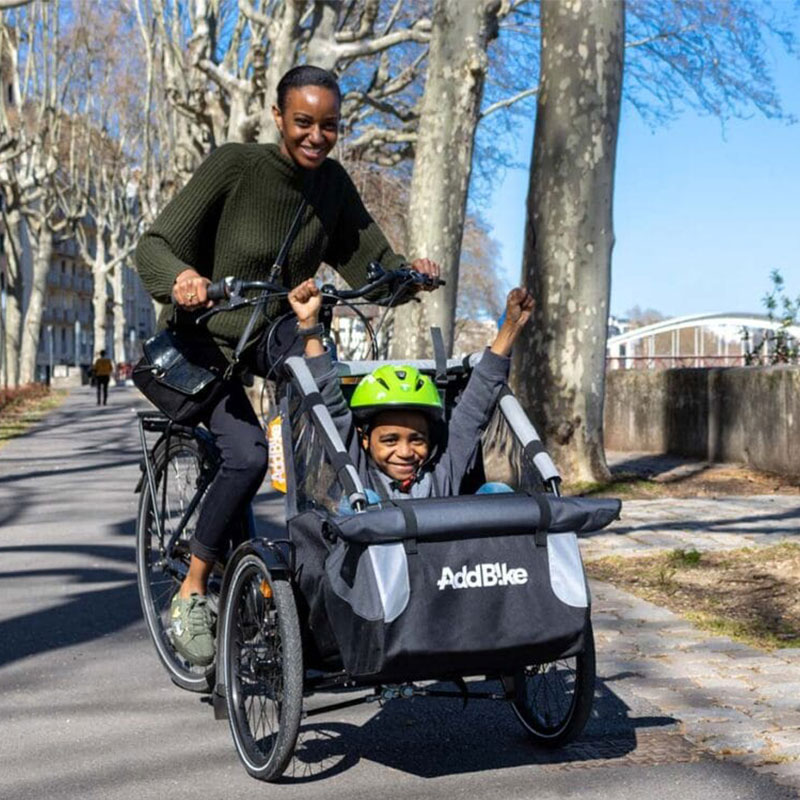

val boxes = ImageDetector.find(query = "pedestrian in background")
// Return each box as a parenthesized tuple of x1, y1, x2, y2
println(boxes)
(92, 350, 113, 406)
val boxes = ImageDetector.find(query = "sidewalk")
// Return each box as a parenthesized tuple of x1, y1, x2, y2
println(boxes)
(586, 493, 800, 793)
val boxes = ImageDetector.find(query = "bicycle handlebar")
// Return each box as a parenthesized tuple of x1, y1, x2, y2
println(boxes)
(205, 263, 444, 305)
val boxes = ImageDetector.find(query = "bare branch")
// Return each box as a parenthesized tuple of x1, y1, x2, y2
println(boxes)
(237, 0, 271, 29)
(335, 0, 379, 42)
(479, 85, 538, 118)
(196, 57, 251, 96)
(335, 19, 431, 59)
(342, 90, 418, 123)
(346, 127, 418, 150)
(626, 25, 698, 49)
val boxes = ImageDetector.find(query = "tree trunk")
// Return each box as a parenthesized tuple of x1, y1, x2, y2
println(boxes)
(92, 234, 109, 361)
(112, 264, 126, 364)
(513, 0, 625, 484)
(256, 0, 305, 144)
(1, 206, 24, 388)
(390, 0, 499, 358)
(19, 226, 52, 384)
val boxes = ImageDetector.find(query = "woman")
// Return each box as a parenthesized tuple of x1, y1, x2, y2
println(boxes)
(135, 65, 438, 666)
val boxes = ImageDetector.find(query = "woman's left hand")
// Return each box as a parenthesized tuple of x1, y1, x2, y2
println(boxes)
(409, 257, 441, 292)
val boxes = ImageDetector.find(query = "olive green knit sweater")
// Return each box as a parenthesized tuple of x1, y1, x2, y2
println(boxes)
(135, 143, 405, 361)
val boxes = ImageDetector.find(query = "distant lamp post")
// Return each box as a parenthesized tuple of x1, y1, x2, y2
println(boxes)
(74, 319, 81, 371)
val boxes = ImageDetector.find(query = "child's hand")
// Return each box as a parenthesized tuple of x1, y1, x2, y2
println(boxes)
(490, 287, 534, 356)
(288, 279, 322, 328)
(504, 287, 534, 328)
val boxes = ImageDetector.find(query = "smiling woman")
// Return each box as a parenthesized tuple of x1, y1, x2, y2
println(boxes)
(134, 64, 441, 666)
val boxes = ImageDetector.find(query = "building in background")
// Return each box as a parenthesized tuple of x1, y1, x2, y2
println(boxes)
(31, 238, 154, 383)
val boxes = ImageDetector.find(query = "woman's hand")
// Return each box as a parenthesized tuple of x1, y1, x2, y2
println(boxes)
(409, 257, 440, 292)
(172, 269, 212, 309)
(288, 278, 322, 328)
(490, 287, 534, 357)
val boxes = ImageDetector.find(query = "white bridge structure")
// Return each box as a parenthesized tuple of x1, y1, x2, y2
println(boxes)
(606, 312, 800, 370)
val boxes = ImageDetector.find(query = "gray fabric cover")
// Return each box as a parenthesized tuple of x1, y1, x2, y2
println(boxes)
(325, 493, 621, 545)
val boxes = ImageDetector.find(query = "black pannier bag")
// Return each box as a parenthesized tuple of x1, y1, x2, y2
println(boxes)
(289, 492, 620, 682)
(133, 328, 229, 425)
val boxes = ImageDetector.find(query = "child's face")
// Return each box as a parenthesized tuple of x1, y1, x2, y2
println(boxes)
(363, 410, 430, 483)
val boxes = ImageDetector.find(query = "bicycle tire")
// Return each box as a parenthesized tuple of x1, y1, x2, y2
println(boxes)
(135, 432, 217, 693)
(221, 554, 303, 781)
(509, 620, 596, 747)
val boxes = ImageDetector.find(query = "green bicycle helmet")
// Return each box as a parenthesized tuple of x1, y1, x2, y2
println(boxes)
(350, 364, 444, 422)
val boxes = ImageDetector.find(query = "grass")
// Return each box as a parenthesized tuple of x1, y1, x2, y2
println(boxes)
(586, 542, 800, 651)
(565, 462, 800, 499)
(0, 385, 66, 446)
(565, 474, 660, 498)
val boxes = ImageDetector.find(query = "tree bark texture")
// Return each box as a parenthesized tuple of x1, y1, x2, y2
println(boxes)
(18, 228, 52, 384)
(390, 0, 499, 359)
(513, 0, 624, 484)
(112, 265, 126, 364)
(91, 233, 109, 360)
(1, 206, 24, 387)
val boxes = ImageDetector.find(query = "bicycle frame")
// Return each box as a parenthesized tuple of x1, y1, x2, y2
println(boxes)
(136, 411, 218, 558)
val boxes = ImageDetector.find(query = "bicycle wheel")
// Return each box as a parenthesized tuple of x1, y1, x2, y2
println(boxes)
(221, 554, 303, 781)
(136, 432, 217, 692)
(509, 621, 596, 747)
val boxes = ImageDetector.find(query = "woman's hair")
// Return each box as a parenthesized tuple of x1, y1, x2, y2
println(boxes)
(277, 65, 341, 112)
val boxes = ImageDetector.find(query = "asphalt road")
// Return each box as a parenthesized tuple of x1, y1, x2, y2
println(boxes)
(0, 386, 796, 799)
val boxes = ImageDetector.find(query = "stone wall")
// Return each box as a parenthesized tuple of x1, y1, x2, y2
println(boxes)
(604, 366, 800, 477)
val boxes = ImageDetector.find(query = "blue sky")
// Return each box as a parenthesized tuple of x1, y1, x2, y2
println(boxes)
(483, 20, 800, 320)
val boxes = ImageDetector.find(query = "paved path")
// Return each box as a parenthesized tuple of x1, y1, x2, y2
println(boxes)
(582, 495, 800, 561)
(1, 385, 798, 798)
(582, 489, 800, 793)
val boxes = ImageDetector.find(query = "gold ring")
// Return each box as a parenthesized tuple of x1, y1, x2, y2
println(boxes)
(186, 292, 196, 300)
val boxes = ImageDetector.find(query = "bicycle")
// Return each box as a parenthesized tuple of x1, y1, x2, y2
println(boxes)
(134, 264, 615, 780)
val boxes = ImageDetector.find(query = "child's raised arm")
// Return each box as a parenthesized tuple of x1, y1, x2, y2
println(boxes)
(288, 278, 325, 357)
(490, 287, 534, 357)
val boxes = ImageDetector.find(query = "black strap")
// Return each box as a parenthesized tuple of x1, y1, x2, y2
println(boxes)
(523, 440, 547, 462)
(532, 493, 552, 547)
(430, 327, 448, 387)
(389, 499, 419, 555)
(302, 391, 326, 410)
(235, 196, 309, 364)
(270, 197, 309, 283)
(340, 542, 364, 587)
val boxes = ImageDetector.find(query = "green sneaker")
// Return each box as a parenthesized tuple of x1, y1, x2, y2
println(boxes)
(170, 593, 215, 666)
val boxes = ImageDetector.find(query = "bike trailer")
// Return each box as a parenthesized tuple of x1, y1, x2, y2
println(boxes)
(280, 355, 620, 682)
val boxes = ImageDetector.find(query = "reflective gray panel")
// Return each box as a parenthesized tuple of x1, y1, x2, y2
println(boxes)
(367, 543, 410, 623)
(326, 543, 384, 621)
(547, 533, 588, 608)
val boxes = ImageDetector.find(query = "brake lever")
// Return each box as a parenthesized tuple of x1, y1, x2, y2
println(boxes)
(195, 306, 225, 324)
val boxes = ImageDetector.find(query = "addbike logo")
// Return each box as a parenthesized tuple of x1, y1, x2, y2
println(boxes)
(436, 562, 529, 591)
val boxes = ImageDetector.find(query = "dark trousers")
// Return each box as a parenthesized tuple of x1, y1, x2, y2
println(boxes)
(96, 376, 110, 405)
(189, 380, 268, 563)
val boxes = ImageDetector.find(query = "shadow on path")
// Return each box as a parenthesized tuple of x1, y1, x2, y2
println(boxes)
(0, 541, 140, 671)
(274, 676, 676, 783)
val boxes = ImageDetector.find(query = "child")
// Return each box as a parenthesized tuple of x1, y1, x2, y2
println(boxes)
(287, 279, 533, 501)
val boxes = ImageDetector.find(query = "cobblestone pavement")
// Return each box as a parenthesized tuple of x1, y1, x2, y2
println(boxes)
(582, 495, 800, 560)
(585, 495, 800, 794)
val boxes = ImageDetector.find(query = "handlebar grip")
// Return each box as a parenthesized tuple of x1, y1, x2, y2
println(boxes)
(206, 279, 229, 302)
(407, 269, 446, 288)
